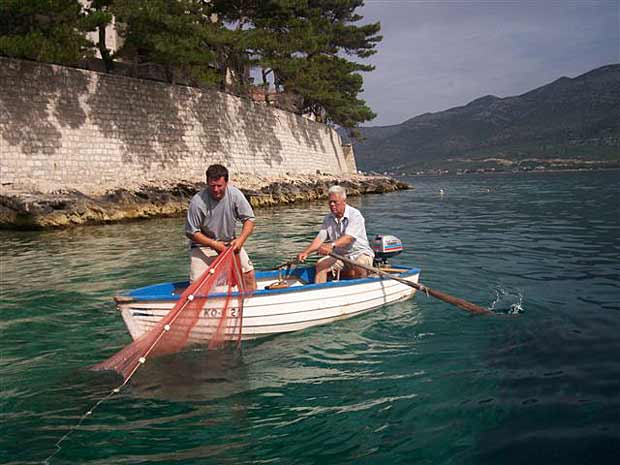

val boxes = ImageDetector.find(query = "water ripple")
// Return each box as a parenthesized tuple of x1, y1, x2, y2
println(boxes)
(2, 171, 620, 464)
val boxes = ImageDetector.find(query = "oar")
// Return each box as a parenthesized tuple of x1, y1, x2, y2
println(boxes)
(329, 252, 491, 315)
(275, 258, 298, 270)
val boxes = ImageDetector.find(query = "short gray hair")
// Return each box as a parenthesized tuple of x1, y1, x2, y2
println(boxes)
(328, 185, 347, 199)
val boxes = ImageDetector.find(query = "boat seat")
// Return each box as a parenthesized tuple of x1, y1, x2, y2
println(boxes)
(377, 267, 403, 274)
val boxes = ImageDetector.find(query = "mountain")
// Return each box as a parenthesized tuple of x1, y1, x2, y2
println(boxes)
(343, 64, 620, 173)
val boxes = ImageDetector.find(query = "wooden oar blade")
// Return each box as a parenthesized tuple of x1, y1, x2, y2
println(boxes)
(424, 287, 490, 315)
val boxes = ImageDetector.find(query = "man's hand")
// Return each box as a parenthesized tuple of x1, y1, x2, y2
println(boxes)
(191, 231, 229, 254)
(214, 241, 228, 254)
(296, 251, 309, 263)
(318, 243, 335, 256)
(228, 238, 242, 253)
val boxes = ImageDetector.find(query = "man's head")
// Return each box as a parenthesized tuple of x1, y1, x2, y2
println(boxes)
(327, 185, 347, 218)
(206, 164, 229, 200)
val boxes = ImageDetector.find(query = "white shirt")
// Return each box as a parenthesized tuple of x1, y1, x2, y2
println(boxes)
(316, 204, 374, 259)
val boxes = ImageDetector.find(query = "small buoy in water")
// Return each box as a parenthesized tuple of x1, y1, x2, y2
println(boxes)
(439, 189, 445, 197)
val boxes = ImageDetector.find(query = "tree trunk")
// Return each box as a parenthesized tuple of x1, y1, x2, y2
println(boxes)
(98, 25, 113, 73)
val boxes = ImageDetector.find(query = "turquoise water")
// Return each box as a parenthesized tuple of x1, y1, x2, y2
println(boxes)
(1, 171, 619, 464)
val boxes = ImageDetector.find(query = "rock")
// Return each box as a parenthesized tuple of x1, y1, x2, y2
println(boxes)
(0, 175, 411, 230)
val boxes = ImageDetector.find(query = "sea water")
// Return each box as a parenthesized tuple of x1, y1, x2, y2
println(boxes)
(1, 170, 619, 464)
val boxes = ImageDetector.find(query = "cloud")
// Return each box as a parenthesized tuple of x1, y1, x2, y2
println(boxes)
(358, 0, 620, 126)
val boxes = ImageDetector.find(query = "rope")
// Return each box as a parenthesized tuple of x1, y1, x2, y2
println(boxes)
(43, 383, 122, 464)
(417, 283, 429, 297)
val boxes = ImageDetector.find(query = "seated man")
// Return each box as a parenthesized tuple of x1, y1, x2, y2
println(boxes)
(296, 185, 374, 283)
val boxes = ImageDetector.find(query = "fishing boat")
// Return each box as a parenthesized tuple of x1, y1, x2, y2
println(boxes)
(115, 263, 421, 343)
(110, 235, 428, 345)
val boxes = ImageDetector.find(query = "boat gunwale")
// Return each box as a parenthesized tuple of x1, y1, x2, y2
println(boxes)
(121, 265, 421, 302)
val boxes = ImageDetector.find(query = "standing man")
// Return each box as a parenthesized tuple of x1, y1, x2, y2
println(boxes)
(185, 164, 256, 290)
(296, 185, 374, 283)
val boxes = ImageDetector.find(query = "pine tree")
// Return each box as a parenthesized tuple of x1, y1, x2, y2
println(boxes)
(110, 0, 219, 85)
(238, 0, 381, 128)
(0, 0, 94, 65)
(209, 0, 260, 93)
(82, 0, 115, 72)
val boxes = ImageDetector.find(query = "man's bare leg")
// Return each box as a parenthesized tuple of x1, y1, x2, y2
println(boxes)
(350, 267, 368, 279)
(315, 257, 338, 283)
(243, 270, 257, 291)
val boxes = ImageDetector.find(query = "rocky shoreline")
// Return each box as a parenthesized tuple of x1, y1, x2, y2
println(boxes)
(0, 174, 410, 230)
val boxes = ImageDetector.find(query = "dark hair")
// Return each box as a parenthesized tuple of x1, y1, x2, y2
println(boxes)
(206, 164, 229, 182)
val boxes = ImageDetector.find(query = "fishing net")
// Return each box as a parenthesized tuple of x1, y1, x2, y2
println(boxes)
(92, 247, 246, 382)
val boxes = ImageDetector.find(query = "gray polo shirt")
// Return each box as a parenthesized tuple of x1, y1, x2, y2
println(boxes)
(185, 185, 255, 247)
(317, 204, 374, 259)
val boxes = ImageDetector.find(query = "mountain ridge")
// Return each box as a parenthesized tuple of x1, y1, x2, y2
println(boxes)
(343, 64, 620, 172)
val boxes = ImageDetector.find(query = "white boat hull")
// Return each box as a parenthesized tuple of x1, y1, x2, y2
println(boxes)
(118, 267, 420, 343)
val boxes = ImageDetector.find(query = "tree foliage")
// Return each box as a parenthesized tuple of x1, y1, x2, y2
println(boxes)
(0, 0, 94, 65)
(0, 0, 382, 128)
(82, 0, 115, 72)
(225, 0, 382, 127)
(110, 0, 219, 85)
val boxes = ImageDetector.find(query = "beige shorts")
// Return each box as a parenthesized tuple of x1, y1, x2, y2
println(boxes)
(190, 247, 254, 282)
(317, 253, 374, 273)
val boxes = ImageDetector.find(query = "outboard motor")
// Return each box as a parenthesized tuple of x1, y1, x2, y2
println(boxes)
(371, 234, 403, 267)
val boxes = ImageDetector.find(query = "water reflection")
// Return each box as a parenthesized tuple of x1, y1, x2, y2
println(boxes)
(119, 298, 425, 404)
(128, 348, 249, 402)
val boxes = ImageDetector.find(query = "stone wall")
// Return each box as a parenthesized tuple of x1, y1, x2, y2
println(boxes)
(0, 58, 352, 194)
(342, 144, 357, 173)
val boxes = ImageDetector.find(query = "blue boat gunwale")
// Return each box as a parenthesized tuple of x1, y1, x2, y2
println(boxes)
(123, 265, 421, 302)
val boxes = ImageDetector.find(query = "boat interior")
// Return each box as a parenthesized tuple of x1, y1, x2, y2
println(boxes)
(255, 264, 411, 290)
(122, 265, 418, 301)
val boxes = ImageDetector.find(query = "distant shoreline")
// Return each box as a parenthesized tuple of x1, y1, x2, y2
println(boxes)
(383, 165, 620, 178)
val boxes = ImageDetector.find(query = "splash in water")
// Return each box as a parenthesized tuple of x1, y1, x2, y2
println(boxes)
(489, 286, 524, 315)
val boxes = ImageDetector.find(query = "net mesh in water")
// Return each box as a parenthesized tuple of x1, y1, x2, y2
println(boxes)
(92, 247, 245, 382)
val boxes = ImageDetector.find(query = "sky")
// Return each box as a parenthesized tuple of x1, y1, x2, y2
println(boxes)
(357, 0, 620, 126)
